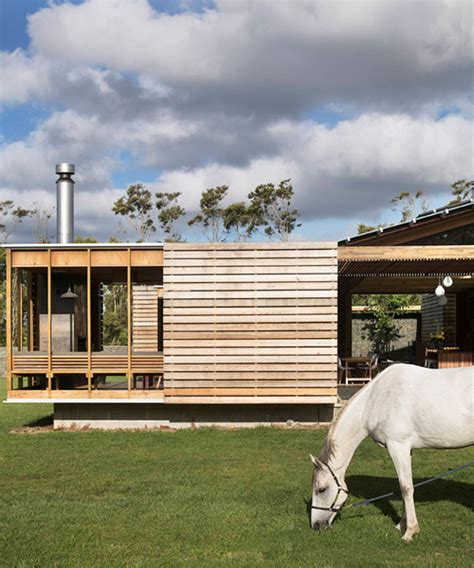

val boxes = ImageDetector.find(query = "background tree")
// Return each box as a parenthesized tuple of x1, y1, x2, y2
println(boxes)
(449, 179, 473, 204)
(0, 201, 29, 243)
(390, 190, 430, 222)
(188, 186, 228, 242)
(360, 294, 416, 355)
(0, 249, 5, 346)
(247, 179, 300, 241)
(112, 184, 156, 242)
(74, 236, 98, 244)
(102, 284, 128, 345)
(28, 203, 54, 243)
(357, 223, 386, 235)
(0, 201, 14, 243)
(223, 202, 253, 242)
(0, 202, 28, 346)
(156, 192, 186, 242)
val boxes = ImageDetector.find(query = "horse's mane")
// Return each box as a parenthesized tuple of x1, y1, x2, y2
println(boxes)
(319, 430, 337, 462)
(319, 434, 336, 463)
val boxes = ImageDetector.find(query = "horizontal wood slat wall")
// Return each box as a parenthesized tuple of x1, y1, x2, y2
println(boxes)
(163, 243, 338, 402)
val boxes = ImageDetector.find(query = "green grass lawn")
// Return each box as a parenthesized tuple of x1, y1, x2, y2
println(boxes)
(0, 381, 472, 568)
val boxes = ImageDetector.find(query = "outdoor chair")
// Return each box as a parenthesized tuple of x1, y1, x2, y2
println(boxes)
(338, 357, 354, 384)
(363, 353, 379, 380)
(424, 347, 438, 368)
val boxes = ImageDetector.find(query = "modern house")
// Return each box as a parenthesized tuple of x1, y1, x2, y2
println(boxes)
(3, 165, 473, 428)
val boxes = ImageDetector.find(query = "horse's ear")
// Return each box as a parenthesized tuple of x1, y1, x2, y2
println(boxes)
(310, 454, 323, 468)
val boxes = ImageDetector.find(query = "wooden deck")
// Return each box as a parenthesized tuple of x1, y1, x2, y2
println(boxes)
(6, 242, 340, 405)
(7, 389, 165, 401)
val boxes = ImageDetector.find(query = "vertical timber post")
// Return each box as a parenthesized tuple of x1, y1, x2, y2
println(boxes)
(47, 248, 52, 391)
(6, 249, 12, 392)
(87, 249, 92, 391)
(27, 271, 33, 351)
(18, 270, 23, 352)
(127, 247, 132, 392)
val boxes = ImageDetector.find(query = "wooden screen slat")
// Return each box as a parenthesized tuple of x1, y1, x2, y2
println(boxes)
(163, 243, 338, 401)
(132, 285, 159, 352)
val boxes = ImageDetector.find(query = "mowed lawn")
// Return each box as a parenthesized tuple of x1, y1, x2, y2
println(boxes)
(0, 383, 473, 568)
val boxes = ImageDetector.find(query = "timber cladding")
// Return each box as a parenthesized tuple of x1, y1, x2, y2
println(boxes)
(163, 243, 338, 403)
(132, 285, 161, 352)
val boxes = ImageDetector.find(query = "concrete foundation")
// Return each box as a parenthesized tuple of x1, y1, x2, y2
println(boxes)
(53, 403, 335, 430)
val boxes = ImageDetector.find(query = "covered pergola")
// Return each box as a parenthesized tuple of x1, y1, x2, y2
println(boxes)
(338, 245, 474, 363)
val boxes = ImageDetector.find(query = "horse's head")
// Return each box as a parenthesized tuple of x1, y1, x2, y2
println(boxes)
(310, 454, 348, 530)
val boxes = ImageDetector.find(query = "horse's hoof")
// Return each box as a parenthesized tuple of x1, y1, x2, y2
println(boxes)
(402, 526, 420, 542)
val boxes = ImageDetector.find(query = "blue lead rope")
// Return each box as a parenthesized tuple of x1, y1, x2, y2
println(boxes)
(345, 459, 474, 510)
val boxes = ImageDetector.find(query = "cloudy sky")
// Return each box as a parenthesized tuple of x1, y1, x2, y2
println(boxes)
(0, 0, 473, 243)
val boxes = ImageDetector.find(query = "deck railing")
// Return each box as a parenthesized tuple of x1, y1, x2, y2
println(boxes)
(12, 351, 163, 376)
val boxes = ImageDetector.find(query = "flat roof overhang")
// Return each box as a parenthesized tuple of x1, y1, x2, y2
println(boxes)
(2, 242, 164, 250)
(338, 245, 474, 293)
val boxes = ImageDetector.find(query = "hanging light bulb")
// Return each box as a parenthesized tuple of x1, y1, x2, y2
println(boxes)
(442, 275, 453, 288)
(438, 295, 448, 306)
(435, 284, 445, 297)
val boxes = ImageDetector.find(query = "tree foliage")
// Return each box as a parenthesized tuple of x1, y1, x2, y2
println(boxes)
(28, 203, 54, 243)
(0, 249, 5, 346)
(188, 185, 229, 242)
(156, 192, 186, 242)
(102, 285, 128, 345)
(223, 202, 253, 242)
(112, 184, 156, 242)
(74, 236, 98, 244)
(247, 179, 300, 241)
(390, 190, 430, 223)
(449, 179, 473, 204)
(358, 294, 416, 355)
(357, 223, 386, 235)
(0, 201, 29, 243)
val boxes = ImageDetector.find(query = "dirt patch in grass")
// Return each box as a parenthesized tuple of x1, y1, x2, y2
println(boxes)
(10, 425, 55, 434)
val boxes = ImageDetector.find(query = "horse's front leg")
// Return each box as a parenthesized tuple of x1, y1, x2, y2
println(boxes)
(386, 441, 420, 542)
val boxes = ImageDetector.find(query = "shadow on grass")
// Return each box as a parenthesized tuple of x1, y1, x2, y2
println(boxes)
(25, 414, 54, 428)
(346, 475, 474, 523)
(305, 475, 473, 527)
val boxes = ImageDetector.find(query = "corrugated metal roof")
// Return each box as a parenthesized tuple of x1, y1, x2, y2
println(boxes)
(340, 198, 473, 245)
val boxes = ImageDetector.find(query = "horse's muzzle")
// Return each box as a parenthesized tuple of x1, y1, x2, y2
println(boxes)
(312, 520, 329, 530)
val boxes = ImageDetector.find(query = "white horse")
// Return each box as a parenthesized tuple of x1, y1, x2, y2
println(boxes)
(310, 364, 473, 541)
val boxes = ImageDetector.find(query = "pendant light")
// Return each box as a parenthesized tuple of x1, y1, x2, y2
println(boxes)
(442, 275, 453, 288)
(434, 281, 445, 297)
(61, 285, 78, 299)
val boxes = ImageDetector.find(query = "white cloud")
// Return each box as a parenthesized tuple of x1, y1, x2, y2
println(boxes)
(0, 0, 472, 242)
(0, 50, 52, 104)
(1, 108, 472, 237)
(21, 0, 472, 113)
(152, 112, 474, 218)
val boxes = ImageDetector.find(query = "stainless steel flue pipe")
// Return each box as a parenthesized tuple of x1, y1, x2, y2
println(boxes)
(56, 163, 75, 244)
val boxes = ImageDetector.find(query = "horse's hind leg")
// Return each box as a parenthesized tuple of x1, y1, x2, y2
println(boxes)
(386, 441, 420, 542)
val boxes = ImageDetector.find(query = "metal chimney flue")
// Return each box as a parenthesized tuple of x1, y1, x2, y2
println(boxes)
(56, 163, 75, 244)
